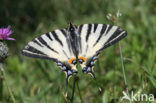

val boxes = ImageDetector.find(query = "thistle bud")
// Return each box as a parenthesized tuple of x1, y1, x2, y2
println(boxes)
(0, 42, 9, 62)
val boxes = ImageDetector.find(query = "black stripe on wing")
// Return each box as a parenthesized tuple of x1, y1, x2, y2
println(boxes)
(33, 39, 43, 47)
(86, 24, 92, 42)
(51, 31, 63, 46)
(46, 33, 53, 41)
(99, 27, 127, 52)
(93, 24, 98, 33)
(93, 24, 107, 46)
(22, 45, 58, 62)
(78, 24, 83, 36)
(105, 25, 113, 35)
(37, 36, 58, 54)
(60, 29, 67, 37)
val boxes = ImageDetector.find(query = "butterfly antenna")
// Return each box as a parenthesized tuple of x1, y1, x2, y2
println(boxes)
(68, 21, 73, 26)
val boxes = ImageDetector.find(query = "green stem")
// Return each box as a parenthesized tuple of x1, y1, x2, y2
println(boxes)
(0, 64, 16, 103)
(119, 42, 127, 86)
(70, 76, 77, 103)
(76, 81, 83, 103)
(113, 45, 117, 102)
(0, 63, 4, 101)
(119, 43, 132, 103)
(0, 71, 3, 101)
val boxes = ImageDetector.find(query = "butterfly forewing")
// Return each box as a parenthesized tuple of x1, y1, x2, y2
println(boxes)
(22, 29, 72, 62)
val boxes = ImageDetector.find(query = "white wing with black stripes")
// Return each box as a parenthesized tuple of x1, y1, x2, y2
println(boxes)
(22, 28, 78, 86)
(22, 29, 74, 62)
(22, 23, 127, 87)
(77, 24, 127, 77)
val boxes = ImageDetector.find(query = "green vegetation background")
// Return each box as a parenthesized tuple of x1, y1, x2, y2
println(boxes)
(0, 0, 156, 103)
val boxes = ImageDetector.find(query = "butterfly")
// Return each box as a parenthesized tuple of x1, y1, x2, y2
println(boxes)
(22, 23, 127, 86)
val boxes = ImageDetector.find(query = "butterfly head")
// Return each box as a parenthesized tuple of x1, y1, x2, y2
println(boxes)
(68, 22, 76, 32)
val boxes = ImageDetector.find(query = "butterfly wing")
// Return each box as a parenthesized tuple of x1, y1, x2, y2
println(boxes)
(77, 24, 127, 78)
(22, 29, 78, 84)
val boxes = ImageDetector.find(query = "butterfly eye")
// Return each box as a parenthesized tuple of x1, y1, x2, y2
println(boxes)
(69, 58, 76, 64)
(78, 57, 86, 62)
(69, 22, 75, 32)
(70, 28, 74, 32)
(72, 60, 77, 65)
(79, 59, 84, 64)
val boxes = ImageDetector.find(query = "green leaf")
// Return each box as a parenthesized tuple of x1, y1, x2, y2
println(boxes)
(102, 90, 108, 103)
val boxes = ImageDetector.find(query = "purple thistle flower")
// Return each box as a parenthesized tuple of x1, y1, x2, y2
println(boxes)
(0, 25, 15, 40)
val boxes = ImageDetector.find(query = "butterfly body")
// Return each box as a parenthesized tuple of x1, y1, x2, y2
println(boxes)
(22, 23, 127, 85)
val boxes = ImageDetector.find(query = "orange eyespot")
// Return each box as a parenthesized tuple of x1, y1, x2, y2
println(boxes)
(69, 58, 76, 64)
(78, 57, 86, 62)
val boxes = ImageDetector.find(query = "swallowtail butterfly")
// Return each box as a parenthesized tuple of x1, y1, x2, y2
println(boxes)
(22, 23, 127, 86)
